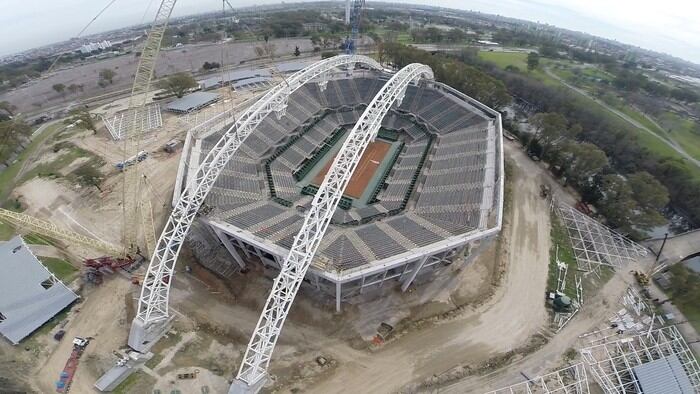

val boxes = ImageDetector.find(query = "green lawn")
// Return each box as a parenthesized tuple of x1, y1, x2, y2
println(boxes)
(0, 122, 65, 202)
(658, 112, 700, 161)
(478, 51, 528, 70)
(0, 220, 14, 241)
(24, 233, 53, 245)
(549, 216, 578, 299)
(39, 256, 78, 282)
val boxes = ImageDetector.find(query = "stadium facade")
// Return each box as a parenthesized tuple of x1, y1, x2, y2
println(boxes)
(179, 66, 504, 310)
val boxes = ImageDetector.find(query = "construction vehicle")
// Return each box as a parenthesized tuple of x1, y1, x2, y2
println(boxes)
(633, 271, 650, 287)
(83, 256, 138, 285)
(115, 151, 148, 171)
(163, 139, 180, 153)
(56, 336, 91, 393)
(177, 369, 200, 380)
(547, 291, 573, 312)
(540, 184, 551, 199)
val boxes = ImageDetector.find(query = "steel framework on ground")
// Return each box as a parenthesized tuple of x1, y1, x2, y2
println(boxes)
(580, 325, 700, 393)
(555, 203, 648, 271)
(485, 363, 590, 394)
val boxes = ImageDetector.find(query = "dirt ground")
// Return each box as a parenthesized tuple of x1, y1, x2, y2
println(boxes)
(12, 105, 187, 254)
(1, 133, 647, 394)
(1, 38, 315, 115)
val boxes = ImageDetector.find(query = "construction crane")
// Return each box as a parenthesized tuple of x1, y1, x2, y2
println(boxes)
(0, 1, 177, 260)
(121, 0, 177, 256)
(0, 208, 121, 255)
(345, 0, 365, 54)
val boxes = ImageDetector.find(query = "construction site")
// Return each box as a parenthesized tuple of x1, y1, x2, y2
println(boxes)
(0, 1, 698, 394)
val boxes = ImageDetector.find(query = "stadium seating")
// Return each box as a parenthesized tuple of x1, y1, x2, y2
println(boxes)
(202, 76, 495, 272)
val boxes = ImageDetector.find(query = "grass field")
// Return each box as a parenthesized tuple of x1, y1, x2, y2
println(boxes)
(23, 233, 53, 245)
(372, 27, 413, 44)
(658, 112, 700, 160)
(548, 216, 578, 299)
(0, 122, 64, 202)
(478, 51, 528, 70)
(666, 264, 700, 334)
(39, 256, 78, 282)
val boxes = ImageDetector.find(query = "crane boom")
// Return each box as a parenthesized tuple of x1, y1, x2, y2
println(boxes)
(232, 64, 434, 391)
(122, 0, 177, 255)
(0, 208, 122, 255)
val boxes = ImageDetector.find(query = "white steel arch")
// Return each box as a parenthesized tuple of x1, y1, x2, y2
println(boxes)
(129, 55, 382, 351)
(232, 63, 434, 390)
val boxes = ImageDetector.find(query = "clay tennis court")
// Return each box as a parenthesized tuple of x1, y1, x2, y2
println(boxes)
(313, 140, 391, 198)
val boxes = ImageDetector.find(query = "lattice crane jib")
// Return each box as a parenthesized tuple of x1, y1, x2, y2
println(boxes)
(235, 63, 434, 387)
(121, 0, 177, 256)
(0, 208, 121, 256)
(128, 55, 383, 351)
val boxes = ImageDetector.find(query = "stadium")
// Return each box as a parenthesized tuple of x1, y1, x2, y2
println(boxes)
(176, 59, 504, 311)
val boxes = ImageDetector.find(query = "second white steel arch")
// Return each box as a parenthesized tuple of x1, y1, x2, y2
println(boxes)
(234, 63, 435, 389)
(129, 55, 382, 351)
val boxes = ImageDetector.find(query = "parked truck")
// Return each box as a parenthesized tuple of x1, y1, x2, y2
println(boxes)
(56, 337, 91, 393)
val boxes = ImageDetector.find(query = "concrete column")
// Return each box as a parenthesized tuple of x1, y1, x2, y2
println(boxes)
(401, 256, 428, 292)
(335, 281, 342, 312)
(212, 228, 246, 269)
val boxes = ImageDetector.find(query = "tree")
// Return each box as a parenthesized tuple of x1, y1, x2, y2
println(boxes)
(628, 171, 669, 210)
(52, 83, 66, 96)
(528, 112, 569, 158)
(158, 72, 197, 98)
(527, 52, 540, 71)
(67, 84, 81, 95)
(560, 142, 608, 186)
(64, 108, 97, 134)
(596, 174, 637, 231)
(294, 46, 301, 57)
(99, 68, 116, 84)
(0, 101, 16, 116)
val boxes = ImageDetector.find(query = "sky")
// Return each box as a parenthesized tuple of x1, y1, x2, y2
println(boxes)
(0, 0, 698, 64)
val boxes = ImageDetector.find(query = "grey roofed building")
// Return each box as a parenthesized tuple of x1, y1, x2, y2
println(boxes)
(199, 69, 272, 90)
(633, 355, 696, 394)
(232, 76, 272, 90)
(0, 236, 78, 345)
(165, 92, 221, 114)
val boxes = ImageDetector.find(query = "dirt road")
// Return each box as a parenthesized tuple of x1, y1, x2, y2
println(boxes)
(33, 277, 132, 394)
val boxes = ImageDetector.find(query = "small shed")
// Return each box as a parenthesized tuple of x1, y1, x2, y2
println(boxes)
(165, 92, 221, 114)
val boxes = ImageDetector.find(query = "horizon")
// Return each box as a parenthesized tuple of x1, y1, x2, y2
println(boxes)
(1, 0, 699, 67)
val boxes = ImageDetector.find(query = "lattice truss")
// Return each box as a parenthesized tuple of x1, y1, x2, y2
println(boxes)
(102, 104, 163, 141)
(128, 55, 382, 353)
(555, 203, 648, 271)
(580, 326, 700, 393)
(485, 363, 590, 394)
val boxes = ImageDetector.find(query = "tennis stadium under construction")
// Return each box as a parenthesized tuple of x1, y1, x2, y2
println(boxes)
(177, 67, 504, 311)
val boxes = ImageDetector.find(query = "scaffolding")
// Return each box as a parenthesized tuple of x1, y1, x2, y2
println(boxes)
(580, 325, 700, 393)
(485, 363, 590, 394)
(555, 203, 648, 272)
(102, 104, 162, 141)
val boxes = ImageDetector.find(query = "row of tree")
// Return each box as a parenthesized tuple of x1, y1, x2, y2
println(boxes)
(526, 112, 669, 236)
(476, 57, 700, 229)
(381, 43, 510, 110)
